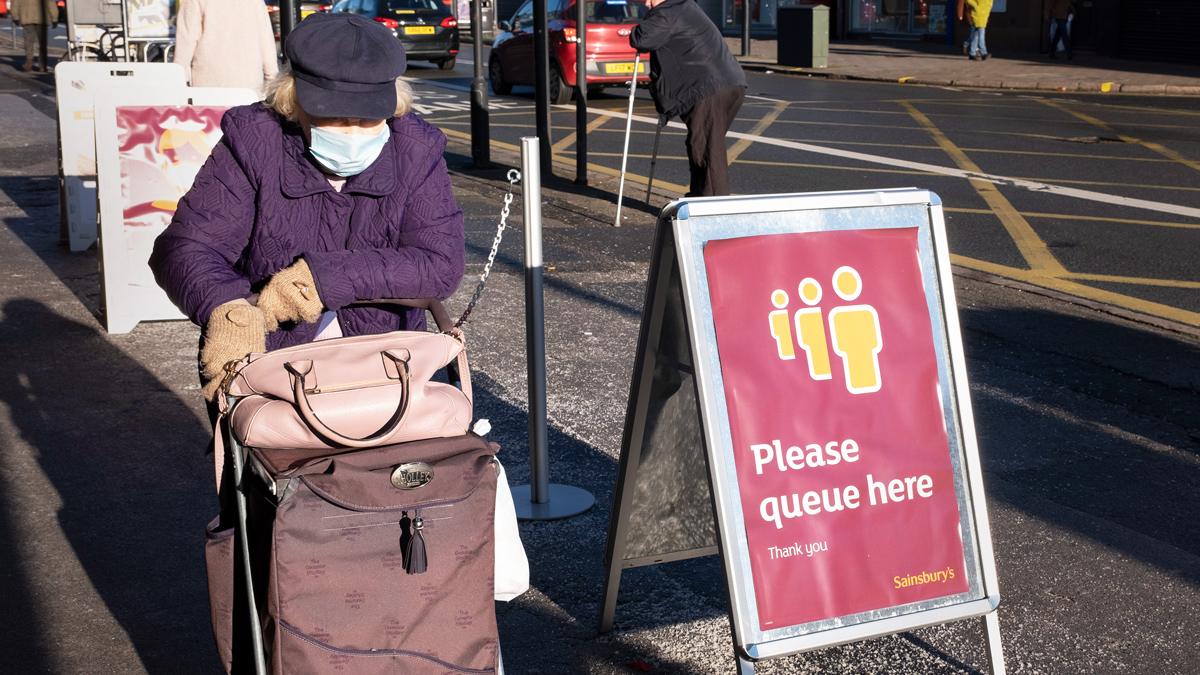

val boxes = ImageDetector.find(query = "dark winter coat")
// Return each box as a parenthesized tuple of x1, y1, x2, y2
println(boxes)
(149, 102, 465, 351)
(629, 0, 746, 119)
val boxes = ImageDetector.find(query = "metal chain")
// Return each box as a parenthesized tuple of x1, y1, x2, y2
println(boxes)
(454, 169, 522, 328)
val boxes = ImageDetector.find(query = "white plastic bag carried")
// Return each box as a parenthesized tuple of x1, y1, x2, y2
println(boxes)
(493, 459, 530, 601)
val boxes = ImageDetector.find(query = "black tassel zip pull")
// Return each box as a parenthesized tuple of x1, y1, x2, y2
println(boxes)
(404, 514, 428, 575)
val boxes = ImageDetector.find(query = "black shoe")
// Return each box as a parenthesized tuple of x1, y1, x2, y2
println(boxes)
(982, 53, 990, 60)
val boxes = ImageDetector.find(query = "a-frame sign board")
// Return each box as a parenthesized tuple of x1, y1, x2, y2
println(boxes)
(599, 189, 1005, 673)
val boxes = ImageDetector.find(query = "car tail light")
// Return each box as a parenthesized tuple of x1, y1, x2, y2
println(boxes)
(318, 3, 330, 10)
(562, 27, 578, 43)
(441, 16, 458, 28)
(450, 49, 459, 54)
(375, 17, 399, 28)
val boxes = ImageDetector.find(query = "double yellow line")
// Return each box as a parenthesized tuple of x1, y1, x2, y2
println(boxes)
(902, 100, 1200, 327)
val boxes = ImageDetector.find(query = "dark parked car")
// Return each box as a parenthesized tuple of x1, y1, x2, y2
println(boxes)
(335, 0, 460, 70)
(489, 0, 649, 104)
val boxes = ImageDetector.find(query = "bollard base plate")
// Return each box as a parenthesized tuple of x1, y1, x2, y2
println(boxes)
(512, 484, 595, 521)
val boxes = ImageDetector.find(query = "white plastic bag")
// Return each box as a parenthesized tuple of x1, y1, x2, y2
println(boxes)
(493, 459, 530, 601)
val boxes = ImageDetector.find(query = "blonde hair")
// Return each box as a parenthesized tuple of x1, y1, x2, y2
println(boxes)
(264, 68, 413, 122)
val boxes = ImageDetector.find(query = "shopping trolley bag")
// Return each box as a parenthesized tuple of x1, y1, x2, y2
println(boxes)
(206, 433, 503, 674)
(205, 299, 520, 674)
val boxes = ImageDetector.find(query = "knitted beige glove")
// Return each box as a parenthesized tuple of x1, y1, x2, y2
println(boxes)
(200, 299, 267, 401)
(257, 259, 324, 331)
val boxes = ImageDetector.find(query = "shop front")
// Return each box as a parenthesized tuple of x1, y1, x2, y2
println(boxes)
(849, 0, 950, 38)
(717, 0, 837, 35)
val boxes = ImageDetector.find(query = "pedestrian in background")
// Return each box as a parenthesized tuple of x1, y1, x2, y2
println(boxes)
(11, 0, 57, 72)
(173, 0, 279, 93)
(1046, 0, 1074, 60)
(630, 0, 746, 197)
(956, 0, 992, 61)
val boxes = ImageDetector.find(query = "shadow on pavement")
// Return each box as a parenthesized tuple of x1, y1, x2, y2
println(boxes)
(0, 299, 217, 673)
(0, 174, 101, 319)
(470, 371, 728, 671)
(962, 306, 1200, 577)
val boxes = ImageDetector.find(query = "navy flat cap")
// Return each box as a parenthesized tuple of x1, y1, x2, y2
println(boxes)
(284, 13, 407, 120)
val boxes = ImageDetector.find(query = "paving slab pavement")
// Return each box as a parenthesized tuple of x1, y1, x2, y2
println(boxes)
(729, 38, 1200, 95)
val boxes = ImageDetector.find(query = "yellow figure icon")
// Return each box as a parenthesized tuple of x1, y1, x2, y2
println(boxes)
(828, 266, 883, 394)
(793, 278, 832, 380)
(768, 289, 796, 360)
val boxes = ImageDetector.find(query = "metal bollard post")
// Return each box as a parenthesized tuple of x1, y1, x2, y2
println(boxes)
(469, 0, 490, 168)
(573, 0, 587, 185)
(511, 137, 595, 521)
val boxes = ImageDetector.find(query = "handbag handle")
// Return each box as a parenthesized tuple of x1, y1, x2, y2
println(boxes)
(283, 349, 412, 448)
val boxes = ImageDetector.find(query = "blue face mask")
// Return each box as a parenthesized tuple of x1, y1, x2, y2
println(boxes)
(308, 124, 390, 177)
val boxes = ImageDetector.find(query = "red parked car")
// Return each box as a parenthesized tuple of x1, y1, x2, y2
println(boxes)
(489, 0, 650, 104)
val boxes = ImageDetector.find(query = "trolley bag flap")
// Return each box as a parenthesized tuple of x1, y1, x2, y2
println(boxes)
(287, 434, 496, 511)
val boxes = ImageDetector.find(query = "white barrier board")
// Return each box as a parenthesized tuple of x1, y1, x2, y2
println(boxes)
(55, 62, 187, 252)
(94, 86, 259, 334)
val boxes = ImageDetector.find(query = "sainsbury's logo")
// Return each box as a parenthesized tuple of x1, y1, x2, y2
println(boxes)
(767, 266, 883, 395)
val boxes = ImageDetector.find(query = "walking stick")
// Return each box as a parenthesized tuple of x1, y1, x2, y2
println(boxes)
(613, 53, 641, 228)
(645, 114, 666, 203)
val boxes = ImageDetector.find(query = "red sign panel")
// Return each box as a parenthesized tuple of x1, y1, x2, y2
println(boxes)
(704, 228, 969, 631)
(117, 106, 227, 228)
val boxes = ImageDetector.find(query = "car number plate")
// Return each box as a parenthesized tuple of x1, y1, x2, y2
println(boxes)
(404, 25, 436, 35)
(605, 62, 645, 74)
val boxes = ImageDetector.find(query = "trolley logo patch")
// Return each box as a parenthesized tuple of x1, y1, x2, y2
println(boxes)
(391, 463, 434, 489)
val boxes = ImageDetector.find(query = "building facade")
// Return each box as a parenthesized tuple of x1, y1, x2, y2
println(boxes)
(712, 0, 1199, 63)
(491, 0, 1198, 64)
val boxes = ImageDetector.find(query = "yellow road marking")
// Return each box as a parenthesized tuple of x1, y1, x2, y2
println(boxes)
(902, 101, 1066, 275)
(952, 255, 1200, 326)
(586, 161, 690, 195)
(944, 207, 1200, 230)
(438, 114, 1200, 326)
(552, 115, 609, 152)
(1062, 101, 1200, 118)
(733, 158, 929, 176)
(771, 118, 925, 132)
(898, 76, 913, 83)
(1006, 175, 1200, 193)
(586, 127, 686, 137)
(729, 101, 788, 165)
(1039, 99, 1200, 175)
(1138, 140, 1200, 174)
(962, 147, 1172, 163)
(591, 151, 689, 161)
(440, 127, 691, 195)
(778, 137, 938, 151)
(1061, 272, 1200, 290)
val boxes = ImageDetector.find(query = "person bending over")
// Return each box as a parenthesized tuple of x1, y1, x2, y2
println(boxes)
(630, 0, 747, 197)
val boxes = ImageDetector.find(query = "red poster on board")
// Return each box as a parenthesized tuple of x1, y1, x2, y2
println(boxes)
(704, 228, 969, 631)
(117, 106, 228, 229)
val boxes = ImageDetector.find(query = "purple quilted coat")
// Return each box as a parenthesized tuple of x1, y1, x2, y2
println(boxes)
(150, 103, 464, 350)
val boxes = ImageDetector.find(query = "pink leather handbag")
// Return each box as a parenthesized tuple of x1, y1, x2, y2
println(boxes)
(223, 300, 472, 451)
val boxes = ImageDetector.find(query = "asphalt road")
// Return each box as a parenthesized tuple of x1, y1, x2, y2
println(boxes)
(407, 45, 1200, 329)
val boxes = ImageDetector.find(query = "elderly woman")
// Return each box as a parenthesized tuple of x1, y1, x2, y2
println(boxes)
(151, 13, 463, 402)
